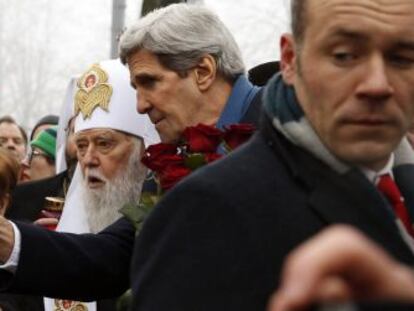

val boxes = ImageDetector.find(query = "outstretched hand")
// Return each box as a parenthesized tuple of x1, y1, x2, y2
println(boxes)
(268, 225, 414, 311)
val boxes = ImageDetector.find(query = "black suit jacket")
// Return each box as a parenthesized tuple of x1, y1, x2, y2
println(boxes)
(4, 94, 412, 310)
(128, 114, 414, 310)
(7, 171, 67, 222)
(3, 172, 68, 310)
(0, 88, 265, 301)
(1, 217, 133, 300)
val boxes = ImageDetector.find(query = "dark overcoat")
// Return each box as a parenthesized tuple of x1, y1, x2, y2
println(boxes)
(128, 114, 414, 310)
(3, 94, 414, 310)
(0, 89, 264, 300)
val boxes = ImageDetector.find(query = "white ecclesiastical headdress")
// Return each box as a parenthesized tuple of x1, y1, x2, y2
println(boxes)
(73, 58, 159, 147)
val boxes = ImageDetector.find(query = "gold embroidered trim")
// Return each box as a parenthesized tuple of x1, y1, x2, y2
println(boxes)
(54, 299, 88, 311)
(74, 64, 113, 119)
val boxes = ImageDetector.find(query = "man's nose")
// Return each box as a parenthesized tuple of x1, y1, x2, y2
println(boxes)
(82, 146, 99, 167)
(136, 91, 152, 114)
(5, 140, 16, 150)
(355, 56, 394, 101)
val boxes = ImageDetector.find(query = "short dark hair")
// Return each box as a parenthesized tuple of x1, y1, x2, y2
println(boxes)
(291, 0, 307, 43)
(30, 114, 59, 141)
(0, 115, 28, 146)
(0, 115, 16, 125)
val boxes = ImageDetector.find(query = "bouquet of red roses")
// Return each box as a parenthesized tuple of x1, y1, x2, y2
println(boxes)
(120, 123, 255, 231)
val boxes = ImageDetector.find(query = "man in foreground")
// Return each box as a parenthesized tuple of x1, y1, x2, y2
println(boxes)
(126, 0, 414, 309)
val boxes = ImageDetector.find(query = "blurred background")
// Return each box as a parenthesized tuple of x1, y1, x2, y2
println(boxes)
(0, 0, 290, 130)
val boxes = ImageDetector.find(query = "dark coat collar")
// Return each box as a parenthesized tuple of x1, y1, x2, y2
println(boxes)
(260, 113, 414, 264)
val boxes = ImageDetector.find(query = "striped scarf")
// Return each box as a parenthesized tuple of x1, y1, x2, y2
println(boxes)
(262, 73, 414, 175)
(262, 73, 414, 238)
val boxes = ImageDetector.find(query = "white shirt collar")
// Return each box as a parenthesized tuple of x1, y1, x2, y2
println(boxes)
(359, 153, 395, 185)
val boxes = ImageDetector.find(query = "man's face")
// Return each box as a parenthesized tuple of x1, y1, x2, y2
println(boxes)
(282, 0, 414, 171)
(75, 128, 134, 189)
(0, 122, 26, 161)
(127, 50, 202, 143)
(78, 131, 146, 233)
(28, 147, 55, 181)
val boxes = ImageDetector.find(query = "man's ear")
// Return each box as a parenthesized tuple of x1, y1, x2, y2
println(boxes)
(280, 34, 298, 85)
(194, 54, 217, 92)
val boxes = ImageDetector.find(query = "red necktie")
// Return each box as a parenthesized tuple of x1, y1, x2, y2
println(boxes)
(377, 174, 414, 237)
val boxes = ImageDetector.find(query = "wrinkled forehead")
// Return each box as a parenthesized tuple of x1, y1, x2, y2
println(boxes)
(306, 0, 414, 27)
(303, 0, 414, 43)
(0, 122, 21, 136)
(74, 128, 129, 141)
(307, 0, 414, 14)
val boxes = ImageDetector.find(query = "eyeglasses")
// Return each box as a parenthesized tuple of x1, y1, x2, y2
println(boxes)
(28, 149, 52, 165)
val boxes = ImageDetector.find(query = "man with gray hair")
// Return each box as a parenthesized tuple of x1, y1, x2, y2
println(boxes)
(3, 1, 414, 311)
(119, 3, 264, 143)
(0, 3, 274, 310)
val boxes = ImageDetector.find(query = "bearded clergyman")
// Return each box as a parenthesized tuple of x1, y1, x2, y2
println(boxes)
(42, 59, 159, 311)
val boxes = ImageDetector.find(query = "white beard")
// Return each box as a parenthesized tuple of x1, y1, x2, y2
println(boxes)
(81, 143, 147, 233)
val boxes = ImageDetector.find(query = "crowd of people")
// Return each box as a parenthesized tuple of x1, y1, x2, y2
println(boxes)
(1, 0, 414, 310)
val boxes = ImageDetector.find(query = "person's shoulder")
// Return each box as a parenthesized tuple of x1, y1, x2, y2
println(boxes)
(248, 61, 280, 87)
(14, 171, 66, 194)
(186, 134, 270, 183)
(157, 132, 283, 207)
(8, 171, 68, 221)
(139, 132, 298, 246)
(100, 216, 136, 241)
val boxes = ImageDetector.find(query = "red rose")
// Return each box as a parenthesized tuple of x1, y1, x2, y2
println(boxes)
(156, 155, 186, 175)
(183, 124, 223, 153)
(223, 123, 255, 150)
(144, 143, 177, 158)
(143, 154, 184, 174)
(142, 143, 178, 172)
(159, 165, 191, 191)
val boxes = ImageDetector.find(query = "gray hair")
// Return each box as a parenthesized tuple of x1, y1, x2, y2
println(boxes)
(119, 3, 245, 82)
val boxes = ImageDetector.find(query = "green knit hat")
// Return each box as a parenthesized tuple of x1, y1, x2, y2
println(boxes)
(30, 126, 57, 160)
